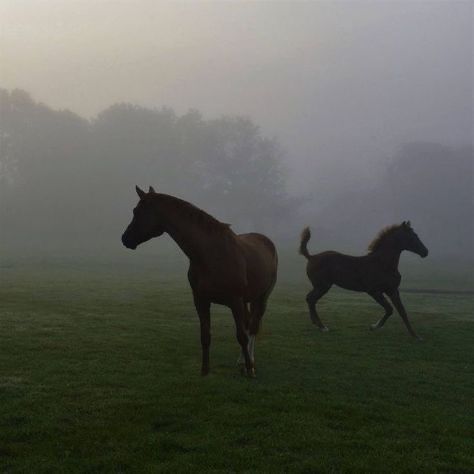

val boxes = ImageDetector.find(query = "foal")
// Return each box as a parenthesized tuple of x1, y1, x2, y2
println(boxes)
(299, 222, 428, 339)
(122, 186, 278, 376)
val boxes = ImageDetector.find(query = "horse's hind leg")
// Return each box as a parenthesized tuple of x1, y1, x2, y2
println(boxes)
(306, 284, 331, 331)
(246, 297, 268, 370)
(231, 299, 254, 377)
(236, 303, 251, 369)
(368, 292, 393, 330)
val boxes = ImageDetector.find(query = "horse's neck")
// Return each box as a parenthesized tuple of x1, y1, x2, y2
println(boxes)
(373, 240, 402, 270)
(158, 200, 225, 262)
(167, 223, 210, 261)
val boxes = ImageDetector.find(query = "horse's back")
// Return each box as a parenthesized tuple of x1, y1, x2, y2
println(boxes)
(307, 250, 383, 291)
(310, 250, 363, 267)
(307, 250, 359, 280)
(238, 232, 276, 253)
(238, 232, 277, 264)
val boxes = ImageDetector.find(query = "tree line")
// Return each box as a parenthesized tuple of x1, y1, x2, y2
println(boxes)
(0, 89, 472, 257)
(0, 89, 291, 250)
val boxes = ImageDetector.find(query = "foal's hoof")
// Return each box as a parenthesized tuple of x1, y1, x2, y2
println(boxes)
(370, 324, 379, 331)
(201, 368, 209, 376)
(319, 326, 329, 332)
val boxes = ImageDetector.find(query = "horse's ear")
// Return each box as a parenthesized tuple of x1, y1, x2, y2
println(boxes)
(136, 185, 146, 199)
(407, 220, 411, 227)
(148, 186, 156, 194)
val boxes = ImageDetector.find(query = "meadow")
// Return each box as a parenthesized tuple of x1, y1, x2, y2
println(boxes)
(0, 256, 473, 473)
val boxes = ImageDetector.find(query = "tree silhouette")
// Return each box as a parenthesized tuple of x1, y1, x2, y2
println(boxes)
(0, 89, 291, 249)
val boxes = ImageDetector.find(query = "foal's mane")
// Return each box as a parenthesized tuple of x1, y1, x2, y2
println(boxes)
(367, 224, 402, 253)
(158, 194, 232, 233)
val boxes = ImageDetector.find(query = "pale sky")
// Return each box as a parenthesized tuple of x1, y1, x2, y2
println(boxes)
(1, 0, 472, 190)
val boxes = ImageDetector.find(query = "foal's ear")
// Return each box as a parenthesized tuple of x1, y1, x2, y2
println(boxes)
(136, 185, 146, 199)
(148, 186, 156, 194)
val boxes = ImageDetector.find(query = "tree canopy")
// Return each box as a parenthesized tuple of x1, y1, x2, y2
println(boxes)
(1, 89, 471, 258)
(0, 89, 290, 249)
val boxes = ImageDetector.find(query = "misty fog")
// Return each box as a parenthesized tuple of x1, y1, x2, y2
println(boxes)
(1, 1, 472, 267)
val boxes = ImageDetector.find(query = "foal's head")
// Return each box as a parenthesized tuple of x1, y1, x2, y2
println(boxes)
(374, 222, 428, 258)
(369, 221, 428, 258)
(122, 186, 165, 250)
(396, 221, 429, 257)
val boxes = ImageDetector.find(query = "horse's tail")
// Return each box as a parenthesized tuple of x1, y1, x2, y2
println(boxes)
(299, 227, 312, 259)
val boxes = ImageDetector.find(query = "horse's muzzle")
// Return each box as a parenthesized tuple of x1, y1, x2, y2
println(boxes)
(121, 234, 137, 250)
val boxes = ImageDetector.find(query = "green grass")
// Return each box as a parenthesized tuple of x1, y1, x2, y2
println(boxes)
(0, 261, 473, 473)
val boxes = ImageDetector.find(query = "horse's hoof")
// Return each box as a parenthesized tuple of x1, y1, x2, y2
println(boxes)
(370, 324, 378, 331)
(319, 326, 329, 332)
(247, 368, 256, 378)
(201, 368, 209, 376)
(416, 336, 424, 342)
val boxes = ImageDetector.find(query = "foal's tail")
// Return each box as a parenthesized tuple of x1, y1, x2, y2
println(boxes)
(299, 227, 312, 259)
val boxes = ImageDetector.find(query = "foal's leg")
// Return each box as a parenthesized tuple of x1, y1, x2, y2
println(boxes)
(387, 289, 422, 340)
(368, 292, 393, 330)
(306, 285, 331, 331)
(231, 299, 253, 377)
(194, 296, 211, 375)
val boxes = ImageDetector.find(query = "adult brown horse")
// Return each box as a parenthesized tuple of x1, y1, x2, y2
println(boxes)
(122, 186, 278, 376)
(299, 222, 428, 339)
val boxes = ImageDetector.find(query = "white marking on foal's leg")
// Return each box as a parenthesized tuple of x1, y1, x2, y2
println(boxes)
(370, 319, 382, 330)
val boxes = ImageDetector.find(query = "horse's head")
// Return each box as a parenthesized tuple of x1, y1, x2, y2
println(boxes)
(397, 221, 429, 258)
(121, 186, 165, 250)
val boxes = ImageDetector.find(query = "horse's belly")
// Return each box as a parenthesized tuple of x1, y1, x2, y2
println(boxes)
(189, 270, 274, 306)
(334, 280, 366, 292)
(189, 268, 247, 305)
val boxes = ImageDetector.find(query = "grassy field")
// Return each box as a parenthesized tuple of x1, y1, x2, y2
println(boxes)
(0, 259, 473, 473)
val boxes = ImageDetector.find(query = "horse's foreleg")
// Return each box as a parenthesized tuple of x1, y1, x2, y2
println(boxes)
(194, 296, 211, 375)
(387, 290, 422, 340)
(368, 292, 393, 330)
(231, 299, 254, 377)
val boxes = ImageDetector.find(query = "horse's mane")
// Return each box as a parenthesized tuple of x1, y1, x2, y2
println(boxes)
(367, 224, 402, 253)
(158, 194, 232, 234)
